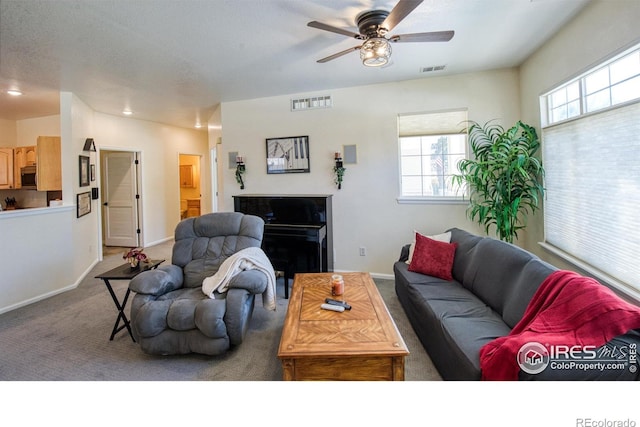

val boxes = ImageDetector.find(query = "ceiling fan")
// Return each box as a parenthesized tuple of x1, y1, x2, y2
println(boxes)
(308, 0, 454, 67)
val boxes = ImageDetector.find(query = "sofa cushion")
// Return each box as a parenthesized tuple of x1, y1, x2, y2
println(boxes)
(167, 299, 198, 331)
(394, 260, 511, 380)
(440, 312, 512, 378)
(449, 228, 483, 285)
(501, 258, 555, 328)
(195, 299, 228, 338)
(132, 299, 172, 338)
(448, 228, 554, 325)
(406, 231, 452, 264)
(408, 232, 457, 281)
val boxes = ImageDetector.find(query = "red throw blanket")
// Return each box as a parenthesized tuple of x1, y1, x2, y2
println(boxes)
(479, 270, 640, 380)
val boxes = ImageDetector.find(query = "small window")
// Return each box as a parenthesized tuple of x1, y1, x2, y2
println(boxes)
(545, 45, 640, 125)
(549, 81, 581, 122)
(398, 110, 467, 201)
(399, 134, 466, 197)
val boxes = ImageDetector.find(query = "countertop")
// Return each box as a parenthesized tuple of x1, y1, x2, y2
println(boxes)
(0, 205, 73, 218)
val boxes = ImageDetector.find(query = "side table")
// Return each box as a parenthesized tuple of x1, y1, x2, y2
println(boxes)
(95, 259, 164, 342)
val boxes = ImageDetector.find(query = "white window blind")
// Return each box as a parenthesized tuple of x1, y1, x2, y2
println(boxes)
(542, 101, 640, 293)
(398, 110, 467, 137)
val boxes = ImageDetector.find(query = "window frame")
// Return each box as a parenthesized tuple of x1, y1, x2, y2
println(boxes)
(543, 44, 640, 127)
(539, 42, 640, 300)
(396, 110, 469, 205)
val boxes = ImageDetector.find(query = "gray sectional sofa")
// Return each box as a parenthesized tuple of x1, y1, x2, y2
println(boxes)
(394, 227, 640, 380)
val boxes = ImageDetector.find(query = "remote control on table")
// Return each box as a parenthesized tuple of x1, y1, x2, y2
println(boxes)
(325, 298, 352, 310)
(320, 303, 345, 312)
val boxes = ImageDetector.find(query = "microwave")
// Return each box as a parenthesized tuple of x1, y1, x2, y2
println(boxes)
(20, 165, 37, 190)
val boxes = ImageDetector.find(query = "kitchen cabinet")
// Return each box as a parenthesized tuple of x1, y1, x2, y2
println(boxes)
(186, 199, 200, 218)
(180, 164, 195, 188)
(0, 148, 14, 189)
(36, 136, 61, 191)
(13, 145, 36, 189)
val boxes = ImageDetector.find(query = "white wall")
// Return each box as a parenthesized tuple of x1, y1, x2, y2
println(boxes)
(0, 94, 93, 314)
(64, 93, 100, 280)
(0, 118, 17, 146)
(519, 0, 640, 264)
(94, 113, 209, 245)
(0, 93, 208, 314)
(0, 207, 76, 313)
(16, 115, 61, 146)
(0, 93, 101, 313)
(207, 105, 222, 213)
(221, 68, 521, 276)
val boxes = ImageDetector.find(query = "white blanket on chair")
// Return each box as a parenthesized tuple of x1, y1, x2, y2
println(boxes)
(202, 247, 277, 311)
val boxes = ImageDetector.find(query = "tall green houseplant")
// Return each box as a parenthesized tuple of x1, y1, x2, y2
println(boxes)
(453, 120, 545, 243)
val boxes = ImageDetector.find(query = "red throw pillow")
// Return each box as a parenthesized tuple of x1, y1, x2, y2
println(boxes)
(408, 232, 457, 281)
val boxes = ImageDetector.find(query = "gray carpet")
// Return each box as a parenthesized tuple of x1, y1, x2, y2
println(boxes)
(0, 240, 441, 381)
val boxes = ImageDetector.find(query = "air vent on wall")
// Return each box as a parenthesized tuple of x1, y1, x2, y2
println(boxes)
(291, 95, 332, 111)
(421, 65, 446, 73)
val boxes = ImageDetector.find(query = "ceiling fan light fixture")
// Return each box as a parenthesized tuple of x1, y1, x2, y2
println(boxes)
(360, 37, 391, 67)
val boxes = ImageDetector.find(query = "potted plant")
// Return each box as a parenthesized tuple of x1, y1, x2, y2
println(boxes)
(123, 247, 148, 269)
(453, 120, 545, 243)
(333, 163, 345, 190)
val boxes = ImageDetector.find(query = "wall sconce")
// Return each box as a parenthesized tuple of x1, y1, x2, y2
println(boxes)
(333, 152, 345, 189)
(235, 156, 246, 190)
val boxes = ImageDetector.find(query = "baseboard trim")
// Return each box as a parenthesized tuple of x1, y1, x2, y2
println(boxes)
(0, 283, 77, 315)
(370, 272, 395, 281)
(0, 258, 100, 315)
(332, 269, 394, 281)
(145, 236, 174, 248)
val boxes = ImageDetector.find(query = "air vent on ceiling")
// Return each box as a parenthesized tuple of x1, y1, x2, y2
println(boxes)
(291, 95, 332, 111)
(421, 65, 446, 73)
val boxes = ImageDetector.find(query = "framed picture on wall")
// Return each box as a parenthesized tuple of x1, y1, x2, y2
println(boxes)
(77, 192, 91, 218)
(266, 136, 310, 174)
(79, 155, 90, 187)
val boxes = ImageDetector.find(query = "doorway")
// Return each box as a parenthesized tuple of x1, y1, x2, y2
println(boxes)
(179, 154, 202, 219)
(100, 150, 142, 248)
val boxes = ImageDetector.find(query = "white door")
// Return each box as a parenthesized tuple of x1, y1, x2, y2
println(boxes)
(0, 148, 14, 189)
(103, 151, 140, 247)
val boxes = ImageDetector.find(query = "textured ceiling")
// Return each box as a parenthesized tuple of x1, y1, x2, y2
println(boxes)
(0, 0, 591, 130)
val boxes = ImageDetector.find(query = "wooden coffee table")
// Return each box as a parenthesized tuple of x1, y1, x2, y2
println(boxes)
(278, 272, 409, 380)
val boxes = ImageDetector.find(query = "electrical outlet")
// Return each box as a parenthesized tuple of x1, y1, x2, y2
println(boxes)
(359, 247, 366, 256)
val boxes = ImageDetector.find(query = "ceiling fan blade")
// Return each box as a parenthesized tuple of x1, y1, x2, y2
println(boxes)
(317, 46, 362, 63)
(307, 21, 363, 39)
(382, 0, 424, 32)
(390, 30, 455, 43)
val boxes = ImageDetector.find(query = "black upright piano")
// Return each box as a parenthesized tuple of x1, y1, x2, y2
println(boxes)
(233, 195, 333, 283)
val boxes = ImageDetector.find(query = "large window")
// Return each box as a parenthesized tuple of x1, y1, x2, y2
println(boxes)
(398, 110, 467, 201)
(541, 43, 640, 298)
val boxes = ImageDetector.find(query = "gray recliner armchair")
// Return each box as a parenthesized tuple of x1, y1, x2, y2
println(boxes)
(129, 212, 269, 356)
